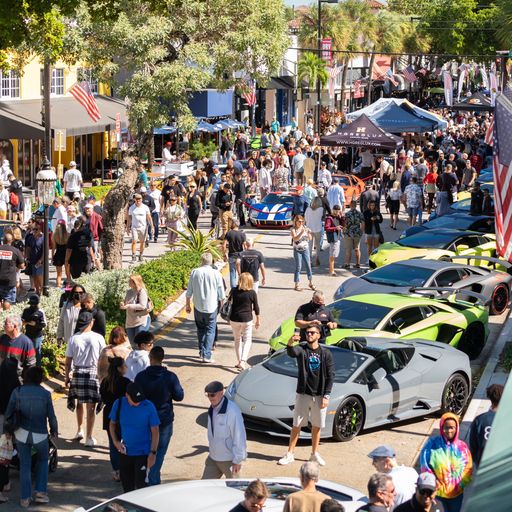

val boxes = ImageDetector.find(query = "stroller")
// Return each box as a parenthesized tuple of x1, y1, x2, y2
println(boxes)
(9, 435, 58, 473)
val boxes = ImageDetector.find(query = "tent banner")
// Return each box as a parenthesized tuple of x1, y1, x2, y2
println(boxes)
(444, 71, 453, 107)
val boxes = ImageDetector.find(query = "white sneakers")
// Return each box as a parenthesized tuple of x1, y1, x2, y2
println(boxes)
(309, 452, 326, 466)
(278, 452, 295, 465)
(278, 451, 326, 466)
(73, 431, 84, 441)
(84, 437, 97, 447)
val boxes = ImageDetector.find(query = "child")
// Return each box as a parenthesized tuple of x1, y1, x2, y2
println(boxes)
(21, 295, 47, 366)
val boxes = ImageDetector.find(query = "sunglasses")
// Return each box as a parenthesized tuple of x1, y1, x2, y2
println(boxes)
(305, 331, 319, 335)
(419, 489, 435, 497)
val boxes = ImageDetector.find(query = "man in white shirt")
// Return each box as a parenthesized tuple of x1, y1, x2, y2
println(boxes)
(50, 197, 68, 232)
(127, 194, 153, 262)
(292, 148, 307, 186)
(162, 141, 174, 164)
(326, 178, 346, 211)
(317, 161, 332, 188)
(65, 310, 106, 447)
(63, 161, 83, 201)
(148, 181, 161, 243)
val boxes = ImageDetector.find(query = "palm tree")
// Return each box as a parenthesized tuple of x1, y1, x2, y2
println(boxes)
(297, 51, 329, 91)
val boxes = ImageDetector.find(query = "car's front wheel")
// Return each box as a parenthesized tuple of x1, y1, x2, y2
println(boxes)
(490, 284, 509, 315)
(441, 373, 469, 416)
(457, 322, 486, 359)
(332, 396, 364, 442)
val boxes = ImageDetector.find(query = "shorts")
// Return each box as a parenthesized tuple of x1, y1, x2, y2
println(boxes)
(293, 393, 327, 429)
(407, 206, 419, 217)
(344, 236, 361, 252)
(365, 233, 380, 243)
(131, 228, 146, 243)
(329, 240, 341, 258)
(0, 285, 16, 304)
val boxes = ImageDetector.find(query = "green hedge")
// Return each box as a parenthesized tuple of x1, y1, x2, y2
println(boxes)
(136, 250, 201, 312)
(86, 184, 113, 201)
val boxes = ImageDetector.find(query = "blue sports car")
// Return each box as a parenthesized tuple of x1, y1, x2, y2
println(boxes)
(248, 192, 295, 228)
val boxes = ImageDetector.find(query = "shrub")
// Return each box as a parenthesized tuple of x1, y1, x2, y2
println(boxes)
(188, 140, 217, 161)
(170, 225, 223, 261)
(86, 185, 113, 201)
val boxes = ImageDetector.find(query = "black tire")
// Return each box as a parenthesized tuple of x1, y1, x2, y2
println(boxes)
(458, 322, 486, 360)
(490, 284, 509, 315)
(441, 373, 469, 416)
(332, 396, 364, 442)
(439, 256, 451, 262)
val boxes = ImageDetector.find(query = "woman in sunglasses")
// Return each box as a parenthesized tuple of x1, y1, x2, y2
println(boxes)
(56, 284, 86, 345)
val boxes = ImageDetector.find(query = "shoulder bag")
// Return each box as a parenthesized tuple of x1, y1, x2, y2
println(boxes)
(220, 291, 233, 322)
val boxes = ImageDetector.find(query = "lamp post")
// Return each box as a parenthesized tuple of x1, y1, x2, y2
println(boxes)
(36, 159, 57, 296)
(317, 0, 337, 134)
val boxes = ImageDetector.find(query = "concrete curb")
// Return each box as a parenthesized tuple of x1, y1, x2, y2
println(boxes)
(459, 308, 511, 442)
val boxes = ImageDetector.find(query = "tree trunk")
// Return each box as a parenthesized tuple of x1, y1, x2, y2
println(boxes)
(101, 150, 139, 269)
(366, 53, 375, 106)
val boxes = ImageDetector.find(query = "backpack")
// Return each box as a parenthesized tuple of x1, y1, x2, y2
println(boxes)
(9, 192, 19, 208)
(240, 252, 260, 280)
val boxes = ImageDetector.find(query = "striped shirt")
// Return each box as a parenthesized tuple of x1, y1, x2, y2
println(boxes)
(0, 333, 37, 375)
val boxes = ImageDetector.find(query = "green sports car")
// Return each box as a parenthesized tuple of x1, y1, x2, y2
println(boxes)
(369, 229, 497, 270)
(269, 293, 489, 359)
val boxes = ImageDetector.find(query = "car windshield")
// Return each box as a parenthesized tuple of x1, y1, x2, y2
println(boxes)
(338, 177, 351, 186)
(364, 264, 434, 287)
(330, 299, 392, 329)
(91, 500, 153, 511)
(424, 216, 473, 230)
(396, 231, 456, 249)
(451, 198, 471, 211)
(263, 194, 294, 205)
(263, 347, 368, 383)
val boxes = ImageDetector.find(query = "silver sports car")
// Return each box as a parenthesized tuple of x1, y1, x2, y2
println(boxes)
(334, 257, 512, 315)
(226, 338, 471, 442)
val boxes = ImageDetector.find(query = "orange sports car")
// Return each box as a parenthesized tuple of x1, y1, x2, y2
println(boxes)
(333, 174, 365, 203)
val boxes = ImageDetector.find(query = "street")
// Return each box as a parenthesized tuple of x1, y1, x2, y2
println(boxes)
(4, 210, 507, 512)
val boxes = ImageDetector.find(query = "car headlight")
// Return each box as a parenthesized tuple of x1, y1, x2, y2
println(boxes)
(226, 377, 239, 398)
(271, 325, 282, 338)
(371, 249, 379, 256)
(335, 285, 344, 299)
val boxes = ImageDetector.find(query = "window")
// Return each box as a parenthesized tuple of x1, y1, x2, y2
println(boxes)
(51, 68, 64, 95)
(0, 70, 20, 99)
(76, 67, 98, 94)
(434, 269, 462, 287)
(384, 307, 425, 333)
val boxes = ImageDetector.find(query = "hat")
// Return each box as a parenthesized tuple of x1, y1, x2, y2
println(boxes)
(367, 445, 396, 459)
(140, 186, 147, 193)
(416, 472, 437, 492)
(333, 204, 341, 210)
(75, 310, 94, 332)
(84, 203, 94, 210)
(69, 161, 77, 168)
(126, 382, 146, 404)
(28, 294, 40, 305)
(204, 381, 224, 394)
(87, 194, 96, 201)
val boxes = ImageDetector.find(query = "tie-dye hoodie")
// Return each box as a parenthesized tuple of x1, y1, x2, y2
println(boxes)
(420, 412, 473, 499)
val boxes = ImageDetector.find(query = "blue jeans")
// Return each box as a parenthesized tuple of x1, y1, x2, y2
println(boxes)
(151, 212, 160, 241)
(17, 436, 49, 500)
(148, 422, 173, 485)
(126, 316, 151, 344)
(438, 494, 464, 512)
(31, 336, 43, 367)
(107, 430, 120, 471)
(194, 309, 217, 360)
(228, 255, 238, 289)
(293, 248, 313, 283)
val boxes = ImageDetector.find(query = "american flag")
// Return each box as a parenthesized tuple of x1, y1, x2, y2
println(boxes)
(385, 69, 398, 86)
(354, 79, 361, 98)
(493, 93, 512, 261)
(69, 82, 101, 122)
(328, 66, 343, 99)
(242, 79, 257, 107)
(401, 66, 417, 83)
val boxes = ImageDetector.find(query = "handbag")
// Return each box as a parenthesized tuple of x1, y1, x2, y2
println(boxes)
(0, 434, 13, 466)
(220, 291, 233, 321)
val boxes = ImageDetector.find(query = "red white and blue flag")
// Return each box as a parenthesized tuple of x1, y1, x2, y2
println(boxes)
(242, 79, 257, 107)
(401, 66, 417, 83)
(492, 91, 512, 262)
(69, 81, 101, 122)
(385, 68, 398, 86)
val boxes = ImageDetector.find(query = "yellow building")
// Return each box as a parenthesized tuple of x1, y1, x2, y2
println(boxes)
(0, 56, 127, 186)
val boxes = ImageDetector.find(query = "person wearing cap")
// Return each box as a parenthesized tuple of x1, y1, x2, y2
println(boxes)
(127, 193, 153, 262)
(135, 346, 184, 485)
(109, 381, 160, 492)
(356, 473, 396, 512)
(162, 141, 175, 166)
(202, 380, 247, 479)
(394, 473, 444, 512)
(21, 295, 47, 367)
(65, 309, 106, 447)
(367, 445, 418, 507)
(278, 325, 335, 467)
(420, 413, 472, 512)
(63, 161, 83, 201)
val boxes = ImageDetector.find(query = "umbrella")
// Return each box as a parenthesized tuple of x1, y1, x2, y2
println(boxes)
(153, 125, 177, 135)
(196, 120, 221, 133)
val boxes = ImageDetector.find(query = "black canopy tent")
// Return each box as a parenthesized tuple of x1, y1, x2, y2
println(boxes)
(320, 114, 403, 150)
(453, 92, 493, 112)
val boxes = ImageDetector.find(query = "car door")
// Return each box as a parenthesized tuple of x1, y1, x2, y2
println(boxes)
(381, 306, 441, 341)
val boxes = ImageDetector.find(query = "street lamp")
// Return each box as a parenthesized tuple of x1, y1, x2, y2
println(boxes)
(36, 158, 57, 296)
(317, 0, 338, 133)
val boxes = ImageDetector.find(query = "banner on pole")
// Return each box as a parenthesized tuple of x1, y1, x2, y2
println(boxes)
(321, 38, 332, 65)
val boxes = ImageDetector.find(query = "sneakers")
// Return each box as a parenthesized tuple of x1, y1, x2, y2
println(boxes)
(203, 357, 215, 364)
(131, 254, 137, 263)
(73, 430, 84, 441)
(278, 452, 295, 465)
(84, 437, 97, 447)
(35, 493, 50, 504)
(0, 493, 8, 503)
(309, 452, 326, 466)
(20, 498, 31, 508)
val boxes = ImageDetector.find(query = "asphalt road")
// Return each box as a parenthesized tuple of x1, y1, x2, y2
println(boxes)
(3, 209, 507, 512)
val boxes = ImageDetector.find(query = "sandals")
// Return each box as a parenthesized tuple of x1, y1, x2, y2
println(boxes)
(331, 272, 337, 277)
(294, 284, 303, 291)
(308, 283, 316, 291)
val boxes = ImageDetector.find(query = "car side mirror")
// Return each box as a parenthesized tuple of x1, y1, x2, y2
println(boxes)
(371, 368, 387, 389)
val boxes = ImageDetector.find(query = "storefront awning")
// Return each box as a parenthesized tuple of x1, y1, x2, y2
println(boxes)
(188, 90, 234, 118)
(0, 106, 45, 139)
(0, 95, 128, 138)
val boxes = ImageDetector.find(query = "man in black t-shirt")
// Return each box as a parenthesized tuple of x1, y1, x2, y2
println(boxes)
(294, 291, 337, 343)
(229, 479, 269, 512)
(223, 220, 246, 289)
(0, 237, 24, 310)
(237, 238, 266, 293)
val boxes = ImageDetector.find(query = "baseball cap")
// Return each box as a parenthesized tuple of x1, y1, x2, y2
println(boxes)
(140, 186, 147, 193)
(367, 445, 396, 459)
(416, 472, 437, 491)
(204, 381, 224, 394)
(75, 310, 94, 332)
(69, 161, 77, 167)
(126, 382, 146, 404)
(84, 203, 93, 210)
